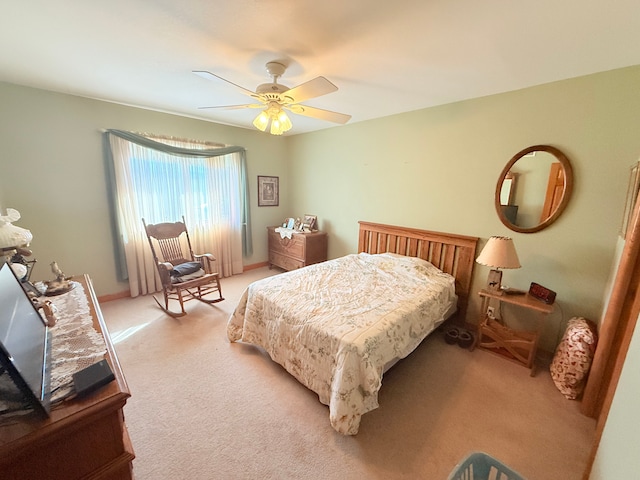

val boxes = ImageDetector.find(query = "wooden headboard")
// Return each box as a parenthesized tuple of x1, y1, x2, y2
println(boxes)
(358, 221, 479, 320)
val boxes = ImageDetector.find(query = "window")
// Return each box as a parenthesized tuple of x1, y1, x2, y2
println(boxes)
(105, 131, 251, 296)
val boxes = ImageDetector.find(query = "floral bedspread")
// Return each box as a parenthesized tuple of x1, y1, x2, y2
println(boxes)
(227, 253, 457, 435)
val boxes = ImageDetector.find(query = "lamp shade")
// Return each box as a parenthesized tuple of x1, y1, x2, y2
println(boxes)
(476, 236, 521, 269)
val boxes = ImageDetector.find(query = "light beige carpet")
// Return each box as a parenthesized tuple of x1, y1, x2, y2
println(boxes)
(100, 267, 595, 479)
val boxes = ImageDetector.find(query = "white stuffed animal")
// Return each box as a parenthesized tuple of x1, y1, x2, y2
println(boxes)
(0, 208, 33, 249)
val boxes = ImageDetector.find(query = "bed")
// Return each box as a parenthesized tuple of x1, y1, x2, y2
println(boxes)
(228, 221, 478, 434)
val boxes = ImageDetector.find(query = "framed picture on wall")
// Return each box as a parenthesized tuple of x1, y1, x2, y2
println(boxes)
(258, 176, 279, 207)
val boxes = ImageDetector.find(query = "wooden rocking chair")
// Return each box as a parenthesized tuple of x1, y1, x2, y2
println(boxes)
(143, 217, 224, 317)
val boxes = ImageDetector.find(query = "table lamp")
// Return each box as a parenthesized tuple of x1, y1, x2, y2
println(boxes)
(476, 236, 521, 290)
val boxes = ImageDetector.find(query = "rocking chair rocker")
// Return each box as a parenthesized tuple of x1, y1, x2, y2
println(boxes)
(143, 217, 224, 317)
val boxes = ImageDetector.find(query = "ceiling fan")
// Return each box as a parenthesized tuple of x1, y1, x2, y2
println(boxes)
(194, 62, 351, 135)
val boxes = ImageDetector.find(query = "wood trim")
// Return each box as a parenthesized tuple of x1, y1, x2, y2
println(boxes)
(97, 290, 131, 303)
(84, 275, 130, 398)
(581, 192, 640, 417)
(358, 221, 479, 320)
(581, 189, 640, 478)
(242, 261, 269, 271)
(540, 162, 565, 222)
(584, 282, 640, 479)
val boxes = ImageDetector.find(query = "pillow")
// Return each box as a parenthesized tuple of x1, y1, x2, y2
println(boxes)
(171, 268, 205, 284)
(550, 317, 598, 400)
(170, 261, 202, 277)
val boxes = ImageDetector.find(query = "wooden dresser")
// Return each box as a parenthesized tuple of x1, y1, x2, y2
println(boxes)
(0, 275, 135, 480)
(268, 226, 328, 271)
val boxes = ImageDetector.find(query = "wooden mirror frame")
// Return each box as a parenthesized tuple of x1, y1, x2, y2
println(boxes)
(495, 145, 574, 233)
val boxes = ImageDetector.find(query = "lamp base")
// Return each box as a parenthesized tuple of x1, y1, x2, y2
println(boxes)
(487, 269, 503, 291)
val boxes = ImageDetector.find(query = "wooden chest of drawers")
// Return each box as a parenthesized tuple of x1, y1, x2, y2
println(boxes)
(0, 275, 134, 480)
(268, 226, 328, 271)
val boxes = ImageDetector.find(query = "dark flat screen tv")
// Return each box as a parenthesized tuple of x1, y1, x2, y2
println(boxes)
(0, 262, 51, 417)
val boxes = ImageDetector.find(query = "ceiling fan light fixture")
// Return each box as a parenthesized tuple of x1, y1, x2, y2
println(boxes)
(196, 61, 350, 132)
(277, 110, 292, 131)
(253, 104, 292, 135)
(252, 110, 269, 132)
(270, 120, 283, 135)
(269, 109, 292, 135)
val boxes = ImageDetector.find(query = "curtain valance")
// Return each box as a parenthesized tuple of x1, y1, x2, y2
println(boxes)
(106, 129, 246, 158)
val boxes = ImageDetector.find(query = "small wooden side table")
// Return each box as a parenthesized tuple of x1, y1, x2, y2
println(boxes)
(473, 288, 555, 376)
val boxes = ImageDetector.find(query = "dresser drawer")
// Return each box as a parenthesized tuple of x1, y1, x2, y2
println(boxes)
(269, 233, 305, 258)
(267, 226, 328, 271)
(269, 251, 305, 271)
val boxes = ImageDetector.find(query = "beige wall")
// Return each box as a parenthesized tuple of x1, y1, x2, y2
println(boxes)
(287, 65, 640, 351)
(1, 67, 639, 476)
(0, 82, 288, 295)
(1, 65, 640, 353)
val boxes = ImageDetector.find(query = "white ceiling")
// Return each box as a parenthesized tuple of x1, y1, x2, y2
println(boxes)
(2, 1, 640, 135)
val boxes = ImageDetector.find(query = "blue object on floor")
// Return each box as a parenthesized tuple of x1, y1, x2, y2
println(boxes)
(447, 451, 526, 480)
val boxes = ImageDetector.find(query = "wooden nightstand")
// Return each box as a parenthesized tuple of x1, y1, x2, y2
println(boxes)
(473, 288, 554, 376)
(267, 226, 328, 271)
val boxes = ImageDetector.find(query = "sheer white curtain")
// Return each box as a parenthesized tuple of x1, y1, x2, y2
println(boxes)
(108, 133, 246, 297)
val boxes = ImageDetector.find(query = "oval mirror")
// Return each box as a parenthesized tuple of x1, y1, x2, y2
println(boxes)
(495, 145, 574, 233)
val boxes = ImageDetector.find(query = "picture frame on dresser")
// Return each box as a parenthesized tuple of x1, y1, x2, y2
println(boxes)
(258, 175, 279, 207)
(303, 214, 317, 230)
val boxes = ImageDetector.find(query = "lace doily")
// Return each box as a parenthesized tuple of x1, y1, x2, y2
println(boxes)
(274, 227, 295, 239)
(0, 281, 107, 415)
(47, 281, 107, 401)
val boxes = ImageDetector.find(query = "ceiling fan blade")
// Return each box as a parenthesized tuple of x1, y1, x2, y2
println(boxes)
(286, 104, 351, 124)
(193, 70, 259, 99)
(281, 76, 338, 104)
(198, 104, 264, 110)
